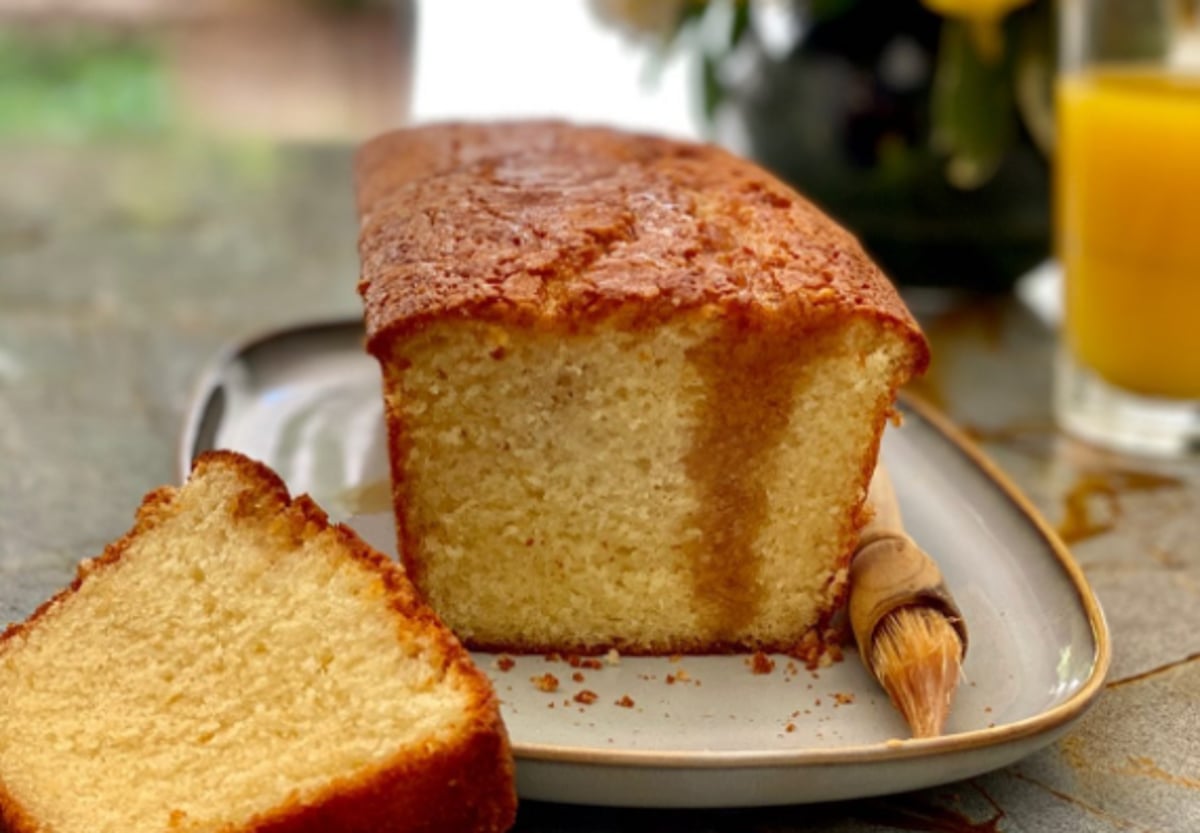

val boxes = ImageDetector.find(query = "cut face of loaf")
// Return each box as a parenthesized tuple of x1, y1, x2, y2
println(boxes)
(0, 451, 515, 833)
(356, 121, 929, 656)
(381, 314, 913, 653)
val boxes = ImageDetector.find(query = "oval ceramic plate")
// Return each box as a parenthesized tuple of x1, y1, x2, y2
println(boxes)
(181, 319, 1110, 808)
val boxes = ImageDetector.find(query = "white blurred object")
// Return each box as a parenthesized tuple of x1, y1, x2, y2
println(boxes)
(411, 0, 699, 139)
(1014, 259, 1063, 330)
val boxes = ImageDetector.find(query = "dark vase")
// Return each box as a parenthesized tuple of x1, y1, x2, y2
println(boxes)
(715, 0, 1051, 291)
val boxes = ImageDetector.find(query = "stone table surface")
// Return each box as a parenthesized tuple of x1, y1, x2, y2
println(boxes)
(1, 142, 1197, 833)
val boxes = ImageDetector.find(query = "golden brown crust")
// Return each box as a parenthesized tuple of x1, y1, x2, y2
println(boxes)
(0, 451, 516, 833)
(354, 120, 625, 218)
(355, 120, 929, 377)
(246, 708, 513, 833)
(0, 794, 40, 833)
(377, 380, 425, 600)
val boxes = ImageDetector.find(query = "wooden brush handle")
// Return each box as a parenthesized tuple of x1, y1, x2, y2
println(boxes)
(849, 465, 968, 663)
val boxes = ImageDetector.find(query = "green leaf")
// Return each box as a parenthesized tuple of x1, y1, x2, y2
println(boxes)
(930, 19, 1016, 189)
(810, 0, 858, 23)
(1012, 1, 1055, 156)
(729, 0, 752, 49)
(701, 53, 723, 122)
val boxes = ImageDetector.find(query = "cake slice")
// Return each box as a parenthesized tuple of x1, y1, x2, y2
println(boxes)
(0, 451, 516, 833)
(355, 121, 929, 657)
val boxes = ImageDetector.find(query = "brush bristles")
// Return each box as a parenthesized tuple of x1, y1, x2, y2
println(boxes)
(870, 606, 963, 738)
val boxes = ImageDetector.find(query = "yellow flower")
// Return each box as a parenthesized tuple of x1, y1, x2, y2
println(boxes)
(590, 0, 693, 41)
(921, 0, 1033, 17)
(921, 0, 1035, 61)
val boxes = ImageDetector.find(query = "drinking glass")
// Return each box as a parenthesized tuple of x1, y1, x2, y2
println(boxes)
(1055, 0, 1200, 455)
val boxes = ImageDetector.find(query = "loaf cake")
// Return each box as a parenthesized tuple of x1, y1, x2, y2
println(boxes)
(355, 121, 929, 656)
(0, 451, 516, 833)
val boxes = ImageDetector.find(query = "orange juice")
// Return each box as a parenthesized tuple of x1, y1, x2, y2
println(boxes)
(1057, 69, 1200, 400)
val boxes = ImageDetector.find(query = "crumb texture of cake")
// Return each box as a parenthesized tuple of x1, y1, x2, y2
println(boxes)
(356, 120, 929, 656)
(0, 451, 515, 833)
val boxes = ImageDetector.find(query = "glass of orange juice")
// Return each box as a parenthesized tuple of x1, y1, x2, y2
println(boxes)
(1055, 0, 1200, 455)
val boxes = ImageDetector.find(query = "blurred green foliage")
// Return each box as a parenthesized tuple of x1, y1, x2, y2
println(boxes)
(0, 30, 171, 139)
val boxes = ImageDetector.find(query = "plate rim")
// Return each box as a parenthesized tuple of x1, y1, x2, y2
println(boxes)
(180, 317, 1112, 773)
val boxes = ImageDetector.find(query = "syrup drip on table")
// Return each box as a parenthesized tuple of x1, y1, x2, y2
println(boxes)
(1056, 469, 1182, 545)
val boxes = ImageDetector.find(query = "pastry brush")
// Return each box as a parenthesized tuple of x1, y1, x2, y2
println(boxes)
(849, 463, 968, 738)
